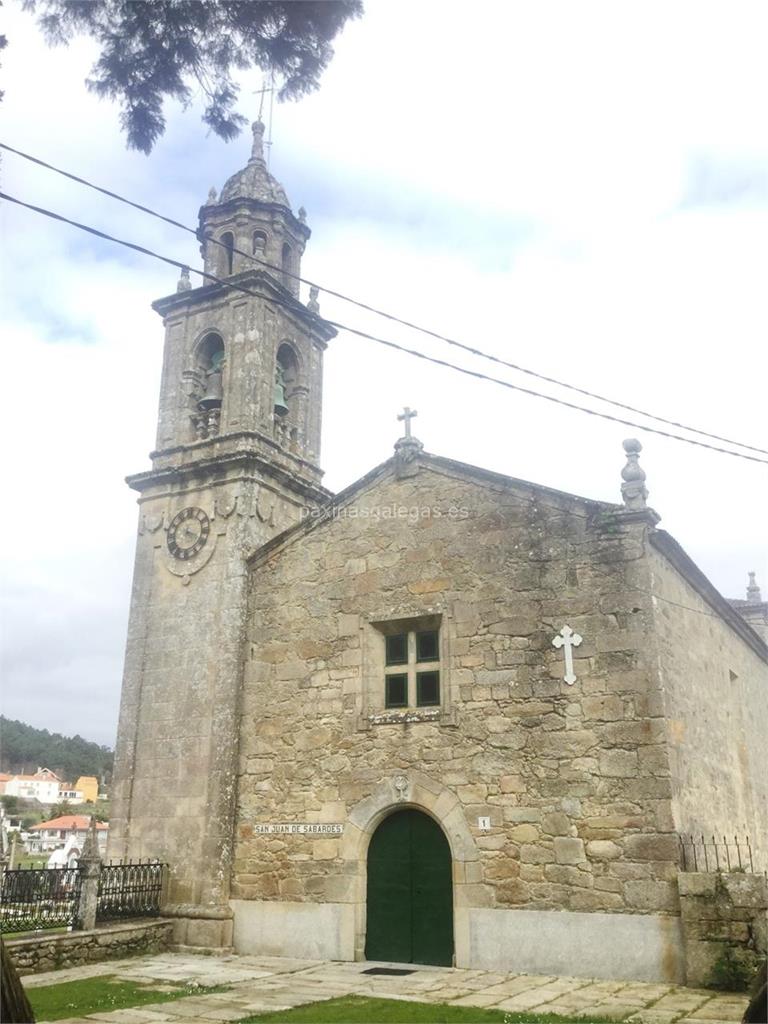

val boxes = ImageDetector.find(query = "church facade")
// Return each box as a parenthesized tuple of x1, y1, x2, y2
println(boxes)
(109, 126, 768, 985)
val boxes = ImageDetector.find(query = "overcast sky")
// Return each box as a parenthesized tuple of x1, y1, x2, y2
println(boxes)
(1, 1, 766, 747)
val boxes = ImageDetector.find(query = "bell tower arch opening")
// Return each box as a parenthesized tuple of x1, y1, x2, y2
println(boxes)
(274, 342, 302, 452)
(281, 241, 293, 287)
(191, 332, 225, 440)
(220, 232, 235, 275)
(365, 808, 454, 967)
(252, 230, 267, 259)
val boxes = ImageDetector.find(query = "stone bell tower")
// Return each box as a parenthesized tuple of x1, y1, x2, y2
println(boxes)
(109, 122, 336, 949)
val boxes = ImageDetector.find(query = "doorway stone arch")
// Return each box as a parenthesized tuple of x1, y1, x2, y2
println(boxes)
(340, 771, 481, 964)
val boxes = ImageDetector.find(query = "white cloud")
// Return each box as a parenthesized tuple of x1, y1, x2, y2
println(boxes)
(1, 0, 766, 744)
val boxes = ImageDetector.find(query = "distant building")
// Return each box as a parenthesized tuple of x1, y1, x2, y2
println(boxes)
(27, 815, 109, 855)
(74, 776, 99, 803)
(5, 767, 62, 803)
(3, 768, 100, 806)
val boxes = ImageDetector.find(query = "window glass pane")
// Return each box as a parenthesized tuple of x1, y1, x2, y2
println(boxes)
(417, 671, 440, 706)
(416, 629, 439, 662)
(385, 674, 408, 708)
(385, 633, 408, 665)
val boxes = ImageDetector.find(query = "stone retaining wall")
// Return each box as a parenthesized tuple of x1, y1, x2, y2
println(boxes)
(678, 872, 768, 988)
(5, 919, 174, 976)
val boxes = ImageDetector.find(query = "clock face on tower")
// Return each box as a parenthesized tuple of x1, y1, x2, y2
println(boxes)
(167, 507, 210, 560)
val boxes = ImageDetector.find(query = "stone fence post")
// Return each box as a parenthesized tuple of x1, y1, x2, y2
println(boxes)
(678, 871, 768, 989)
(75, 819, 102, 932)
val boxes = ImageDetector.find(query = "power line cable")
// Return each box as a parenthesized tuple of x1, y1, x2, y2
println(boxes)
(3, 187, 768, 467)
(2, 140, 765, 458)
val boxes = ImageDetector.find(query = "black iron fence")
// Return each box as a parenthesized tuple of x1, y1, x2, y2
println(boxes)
(679, 833, 755, 873)
(97, 861, 164, 921)
(0, 866, 81, 933)
(1, 860, 166, 934)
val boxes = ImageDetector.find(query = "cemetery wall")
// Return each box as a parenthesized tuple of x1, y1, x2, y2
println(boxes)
(677, 871, 768, 988)
(6, 919, 173, 975)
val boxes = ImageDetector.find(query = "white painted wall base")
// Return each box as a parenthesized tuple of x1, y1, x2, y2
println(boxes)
(466, 908, 685, 984)
(231, 900, 355, 961)
(231, 899, 685, 984)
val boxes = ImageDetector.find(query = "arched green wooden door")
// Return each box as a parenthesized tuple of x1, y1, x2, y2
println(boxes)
(365, 809, 454, 966)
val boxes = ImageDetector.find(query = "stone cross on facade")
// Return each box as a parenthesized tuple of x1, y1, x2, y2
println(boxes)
(552, 625, 583, 685)
(398, 407, 418, 438)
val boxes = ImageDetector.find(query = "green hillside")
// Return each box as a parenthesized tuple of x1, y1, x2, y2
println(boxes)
(0, 717, 113, 784)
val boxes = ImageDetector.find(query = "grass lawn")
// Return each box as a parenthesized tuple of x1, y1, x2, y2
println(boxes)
(26, 974, 228, 1022)
(12, 855, 49, 868)
(238, 995, 621, 1024)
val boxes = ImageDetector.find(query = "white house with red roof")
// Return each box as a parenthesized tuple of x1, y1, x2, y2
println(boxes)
(4, 767, 63, 803)
(3, 767, 92, 805)
(27, 815, 109, 855)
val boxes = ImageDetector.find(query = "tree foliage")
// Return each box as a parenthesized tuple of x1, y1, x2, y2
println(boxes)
(0, 717, 113, 784)
(22, 0, 363, 152)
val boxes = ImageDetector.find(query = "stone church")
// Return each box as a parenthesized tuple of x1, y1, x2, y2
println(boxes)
(110, 123, 768, 985)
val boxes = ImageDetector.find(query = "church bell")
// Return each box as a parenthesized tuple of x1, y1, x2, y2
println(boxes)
(198, 368, 223, 410)
(273, 379, 289, 417)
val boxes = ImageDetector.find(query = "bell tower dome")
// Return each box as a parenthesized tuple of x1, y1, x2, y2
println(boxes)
(199, 120, 308, 298)
(109, 127, 336, 950)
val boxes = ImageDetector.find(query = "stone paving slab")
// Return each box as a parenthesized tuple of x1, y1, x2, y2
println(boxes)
(686, 1001, 752, 1020)
(83, 1012, 175, 1023)
(624, 1011, 681, 1024)
(25, 962, 138, 987)
(27, 951, 750, 1024)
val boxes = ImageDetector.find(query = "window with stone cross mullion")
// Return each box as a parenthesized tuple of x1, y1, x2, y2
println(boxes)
(384, 629, 440, 708)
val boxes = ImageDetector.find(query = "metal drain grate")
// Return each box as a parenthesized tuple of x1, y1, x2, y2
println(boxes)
(361, 967, 416, 976)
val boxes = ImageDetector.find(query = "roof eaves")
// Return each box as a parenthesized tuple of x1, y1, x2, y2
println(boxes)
(650, 530, 768, 663)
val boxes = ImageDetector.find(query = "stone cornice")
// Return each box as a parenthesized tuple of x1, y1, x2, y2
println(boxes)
(198, 197, 311, 241)
(151, 269, 337, 345)
(597, 507, 662, 528)
(126, 443, 332, 506)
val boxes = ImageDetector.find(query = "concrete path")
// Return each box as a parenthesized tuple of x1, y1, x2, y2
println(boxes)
(24, 952, 750, 1024)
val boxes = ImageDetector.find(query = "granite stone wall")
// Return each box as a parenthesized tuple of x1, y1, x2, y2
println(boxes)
(235, 460, 681, 921)
(6, 920, 173, 976)
(678, 872, 767, 988)
(648, 541, 768, 870)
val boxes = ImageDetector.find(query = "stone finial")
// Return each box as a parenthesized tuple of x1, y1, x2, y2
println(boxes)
(620, 438, 648, 510)
(298, 206, 307, 223)
(747, 572, 762, 605)
(250, 120, 266, 163)
(307, 285, 320, 314)
(76, 817, 102, 932)
(176, 267, 191, 292)
(207, 186, 217, 204)
(81, 816, 100, 863)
